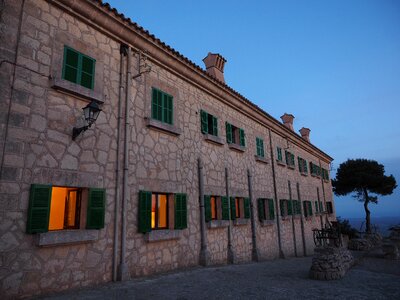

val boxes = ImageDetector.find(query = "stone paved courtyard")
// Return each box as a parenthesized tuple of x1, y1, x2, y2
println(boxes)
(36, 256, 400, 300)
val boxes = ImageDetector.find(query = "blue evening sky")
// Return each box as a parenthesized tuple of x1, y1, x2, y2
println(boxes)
(105, 0, 400, 218)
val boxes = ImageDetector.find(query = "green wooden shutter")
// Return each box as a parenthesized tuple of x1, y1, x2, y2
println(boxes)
(63, 47, 79, 84)
(175, 193, 187, 229)
(257, 199, 265, 221)
(200, 110, 208, 134)
(163, 94, 173, 125)
(256, 138, 260, 156)
(138, 191, 152, 233)
(268, 199, 275, 220)
(204, 195, 211, 222)
(226, 122, 232, 143)
(86, 188, 106, 229)
(152, 88, 162, 122)
(239, 128, 245, 147)
(212, 116, 218, 136)
(277, 147, 282, 161)
(279, 199, 285, 216)
(315, 201, 319, 213)
(80, 55, 95, 89)
(230, 197, 236, 220)
(298, 157, 302, 172)
(287, 200, 293, 215)
(221, 196, 229, 220)
(244, 197, 250, 219)
(308, 201, 313, 216)
(26, 184, 52, 233)
(320, 202, 324, 213)
(291, 153, 295, 166)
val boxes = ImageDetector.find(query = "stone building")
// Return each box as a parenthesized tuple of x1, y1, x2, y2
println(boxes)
(0, 0, 336, 298)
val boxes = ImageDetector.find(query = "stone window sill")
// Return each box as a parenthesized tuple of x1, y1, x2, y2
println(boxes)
(207, 220, 229, 229)
(51, 78, 104, 103)
(276, 160, 286, 166)
(145, 118, 182, 136)
(305, 216, 313, 221)
(228, 143, 245, 152)
(145, 229, 181, 242)
(293, 215, 302, 220)
(255, 155, 268, 164)
(311, 174, 321, 179)
(287, 165, 295, 170)
(260, 220, 275, 227)
(36, 229, 99, 247)
(203, 133, 224, 146)
(323, 179, 330, 183)
(300, 172, 308, 177)
(233, 218, 249, 226)
(281, 216, 291, 221)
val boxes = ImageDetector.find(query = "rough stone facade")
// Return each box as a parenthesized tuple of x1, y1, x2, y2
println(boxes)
(0, 0, 336, 298)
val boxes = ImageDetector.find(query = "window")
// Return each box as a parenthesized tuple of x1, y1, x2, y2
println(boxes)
(26, 184, 105, 233)
(257, 198, 275, 221)
(151, 88, 173, 125)
(319, 201, 324, 213)
(322, 168, 330, 181)
(310, 162, 321, 177)
(280, 199, 300, 217)
(292, 200, 301, 215)
(204, 195, 229, 221)
(298, 157, 308, 174)
(256, 137, 265, 158)
(62, 46, 96, 89)
(285, 151, 295, 168)
(326, 202, 333, 214)
(138, 191, 187, 233)
(230, 197, 250, 220)
(200, 110, 218, 136)
(303, 201, 313, 217)
(226, 122, 245, 147)
(315, 201, 319, 214)
(277, 147, 283, 162)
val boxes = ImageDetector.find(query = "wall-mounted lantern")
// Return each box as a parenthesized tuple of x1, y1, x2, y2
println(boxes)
(72, 100, 102, 140)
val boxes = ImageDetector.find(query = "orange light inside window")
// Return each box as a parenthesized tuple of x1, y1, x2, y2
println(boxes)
(158, 194, 167, 228)
(235, 198, 240, 219)
(151, 194, 156, 229)
(211, 196, 216, 220)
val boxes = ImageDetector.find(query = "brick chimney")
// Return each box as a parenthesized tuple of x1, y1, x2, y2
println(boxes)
(299, 127, 311, 142)
(203, 53, 226, 83)
(280, 113, 295, 131)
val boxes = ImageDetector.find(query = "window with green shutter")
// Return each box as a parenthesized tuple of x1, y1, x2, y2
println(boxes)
(285, 151, 295, 168)
(279, 199, 286, 217)
(62, 46, 96, 89)
(26, 185, 105, 234)
(200, 110, 218, 136)
(277, 147, 283, 162)
(315, 201, 319, 213)
(268, 199, 275, 220)
(256, 137, 265, 158)
(298, 157, 308, 174)
(303, 200, 313, 217)
(226, 122, 245, 147)
(86, 188, 106, 229)
(151, 88, 173, 125)
(319, 202, 324, 213)
(174, 193, 187, 229)
(258, 198, 275, 221)
(326, 202, 333, 214)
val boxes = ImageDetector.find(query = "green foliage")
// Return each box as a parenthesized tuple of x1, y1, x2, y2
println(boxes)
(336, 217, 359, 239)
(332, 159, 397, 202)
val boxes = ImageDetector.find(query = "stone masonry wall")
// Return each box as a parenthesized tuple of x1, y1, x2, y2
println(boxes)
(0, 0, 336, 298)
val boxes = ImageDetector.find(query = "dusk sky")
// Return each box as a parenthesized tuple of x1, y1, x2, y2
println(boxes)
(105, 0, 400, 219)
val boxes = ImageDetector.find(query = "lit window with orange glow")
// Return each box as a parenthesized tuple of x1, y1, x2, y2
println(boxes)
(48, 187, 81, 230)
(151, 193, 169, 229)
(235, 198, 241, 219)
(210, 196, 217, 220)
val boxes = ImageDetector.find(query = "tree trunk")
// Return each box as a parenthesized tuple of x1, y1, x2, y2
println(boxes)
(363, 189, 371, 234)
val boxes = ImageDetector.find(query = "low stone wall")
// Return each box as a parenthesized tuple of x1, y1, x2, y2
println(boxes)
(348, 233, 382, 251)
(310, 247, 354, 280)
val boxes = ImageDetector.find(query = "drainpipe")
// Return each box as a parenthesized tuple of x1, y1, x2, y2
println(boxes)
(268, 129, 284, 258)
(247, 169, 259, 261)
(198, 158, 210, 266)
(296, 183, 307, 256)
(225, 167, 235, 264)
(118, 46, 131, 281)
(113, 44, 127, 282)
(288, 180, 297, 257)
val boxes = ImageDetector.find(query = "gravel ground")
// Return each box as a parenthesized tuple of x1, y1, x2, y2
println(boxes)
(37, 256, 400, 300)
